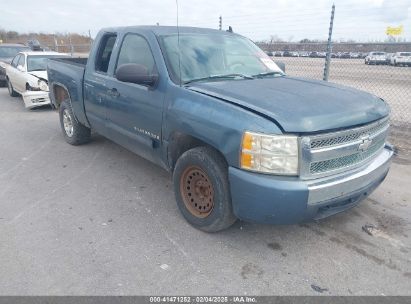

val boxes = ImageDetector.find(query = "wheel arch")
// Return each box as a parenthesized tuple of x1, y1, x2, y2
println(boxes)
(51, 82, 71, 109)
(167, 132, 228, 172)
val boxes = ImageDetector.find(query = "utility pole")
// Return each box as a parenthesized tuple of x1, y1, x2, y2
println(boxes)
(219, 16, 222, 30)
(323, 4, 335, 81)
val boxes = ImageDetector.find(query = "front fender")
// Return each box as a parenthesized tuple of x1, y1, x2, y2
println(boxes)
(163, 85, 282, 168)
(25, 73, 41, 89)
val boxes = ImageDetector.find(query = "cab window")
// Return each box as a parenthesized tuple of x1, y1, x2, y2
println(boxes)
(11, 54, 20, 67)
(95, 33, 117, 73)
(116, 34, 156, 74)
(18, 55, 25, 68)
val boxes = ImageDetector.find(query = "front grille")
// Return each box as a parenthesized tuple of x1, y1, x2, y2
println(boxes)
(32, 98, 47, 103)
(309, 138, 385, 174)
(300, 117, 389, 179)
(310, 117, 389, 149)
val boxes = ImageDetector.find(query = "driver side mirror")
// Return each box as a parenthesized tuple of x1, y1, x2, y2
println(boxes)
(115, 63, 158, 86)
(17, 65, 24, 72)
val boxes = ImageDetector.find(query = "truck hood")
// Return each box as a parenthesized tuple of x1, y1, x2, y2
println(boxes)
(187, 77, 389, 133)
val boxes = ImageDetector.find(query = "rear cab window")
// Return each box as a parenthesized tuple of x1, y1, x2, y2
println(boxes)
(95, 33, 117, 73)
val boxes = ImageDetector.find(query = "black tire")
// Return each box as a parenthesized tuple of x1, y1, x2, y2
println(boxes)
(59, 100, 91, 145)
(173, 146, 237, 232)
(7, 79, 18, 97)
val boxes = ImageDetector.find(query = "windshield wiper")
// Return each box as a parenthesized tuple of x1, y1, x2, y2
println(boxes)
(252, 71, 284, 78)
(184, 73, 254, 85)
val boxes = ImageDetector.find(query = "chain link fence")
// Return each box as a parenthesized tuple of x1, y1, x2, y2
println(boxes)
(259, 42, 411, 160)
(49, 40, 410, 160)
(45, 44, 91, 57)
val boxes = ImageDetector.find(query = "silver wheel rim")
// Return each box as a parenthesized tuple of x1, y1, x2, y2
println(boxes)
(63, 109, 74, 137)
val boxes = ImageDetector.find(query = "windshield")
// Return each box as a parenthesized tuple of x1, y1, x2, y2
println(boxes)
(372, 52, 385, 55)
(0, 46, 29, 58)
(27, 55, 65, 71)
(400, 52, 411, 56)
(159, 33, 284, 84)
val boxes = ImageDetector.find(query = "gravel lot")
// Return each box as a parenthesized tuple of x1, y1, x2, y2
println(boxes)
(0, 88, 410, 295)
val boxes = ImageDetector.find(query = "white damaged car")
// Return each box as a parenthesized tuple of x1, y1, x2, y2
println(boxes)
(6, 51, 69, 109)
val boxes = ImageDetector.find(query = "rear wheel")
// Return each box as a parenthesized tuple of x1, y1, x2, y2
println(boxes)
(59, 100, 91, 145)
(7, 79, 18, 97)
(173, 146, 237, 232)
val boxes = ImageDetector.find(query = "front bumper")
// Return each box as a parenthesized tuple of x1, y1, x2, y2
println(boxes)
(22, 91, 51, 109)
(229, 145, 393, 225)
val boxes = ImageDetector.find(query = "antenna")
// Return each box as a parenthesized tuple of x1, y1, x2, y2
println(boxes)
(176, 0, 182, 87)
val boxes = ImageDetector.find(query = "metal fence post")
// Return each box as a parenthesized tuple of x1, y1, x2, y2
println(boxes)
(219, 16, 222, 30)
(69, 34, 73, 57)
(323, 4, 335, 81)
(88, 30, 92, 53)
(54, 35, 58, 52)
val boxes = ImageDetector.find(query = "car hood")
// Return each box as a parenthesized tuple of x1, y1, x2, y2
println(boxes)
(28, 70, 48, 81)
(0, 57, 13, 64)
(187, 76, 389, 133)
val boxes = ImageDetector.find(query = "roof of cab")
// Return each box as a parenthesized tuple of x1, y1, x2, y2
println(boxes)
(99, 25, 238, 36)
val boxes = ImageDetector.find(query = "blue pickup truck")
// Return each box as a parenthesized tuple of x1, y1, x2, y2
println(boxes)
(47, 26, 393, 232)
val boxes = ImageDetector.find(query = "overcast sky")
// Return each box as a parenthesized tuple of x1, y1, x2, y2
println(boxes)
(1, 0, 410, 41)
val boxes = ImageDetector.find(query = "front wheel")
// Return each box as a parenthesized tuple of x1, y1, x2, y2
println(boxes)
(59, 100, 91, 145)
(7, 79, 18, 97)
(173, 146, 237, 232)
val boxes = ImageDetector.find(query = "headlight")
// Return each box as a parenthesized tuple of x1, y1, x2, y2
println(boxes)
(38, 79, 49, 91)
(240, 131, 299, 175)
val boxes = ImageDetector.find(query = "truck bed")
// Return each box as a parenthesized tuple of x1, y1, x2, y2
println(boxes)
(47, 57, 89, 127)
(49, 57, 88, 66)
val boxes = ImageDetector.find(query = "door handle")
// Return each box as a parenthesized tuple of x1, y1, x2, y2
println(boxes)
(107, 88, 120, 98)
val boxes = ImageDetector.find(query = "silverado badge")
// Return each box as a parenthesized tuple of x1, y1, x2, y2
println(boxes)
(358, 135, 372, 152)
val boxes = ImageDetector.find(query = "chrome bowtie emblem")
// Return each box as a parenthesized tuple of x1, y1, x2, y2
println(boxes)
(358, 135, 372, 152)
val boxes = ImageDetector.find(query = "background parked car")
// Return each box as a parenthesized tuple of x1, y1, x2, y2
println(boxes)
(27, 39, 43, 51)
(390, 52, 411, 66)
(299, 51, 309, 57)
(274, 51, 283, 57)
(6, 51, 69, 109)
(365, 51, 386, 65)
(0, 43, 30, 86)
(282, 50, 292, 57)
(359, 52, 368, 59)
(339, 52, 351, 59)
(309, 51, 318, 58)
